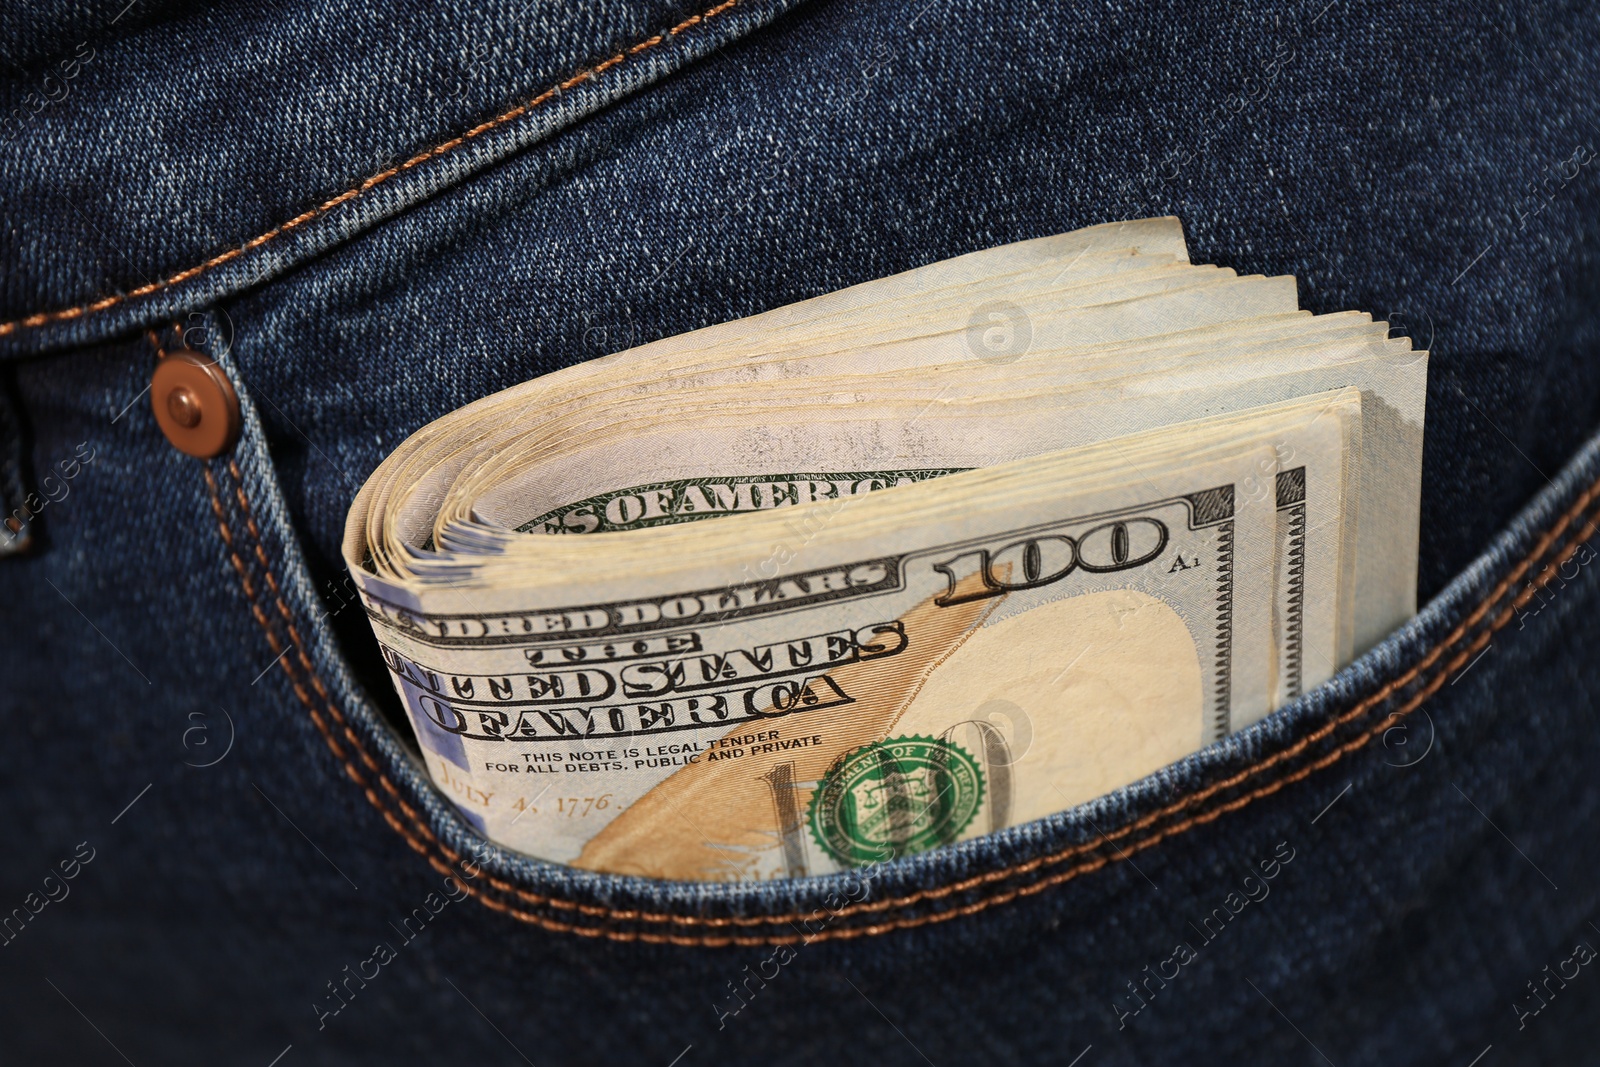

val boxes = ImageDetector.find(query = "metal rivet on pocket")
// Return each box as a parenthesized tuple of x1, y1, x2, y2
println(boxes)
(151, 351, 241, 458)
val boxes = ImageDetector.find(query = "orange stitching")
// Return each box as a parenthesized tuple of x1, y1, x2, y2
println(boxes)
(810, 630, 1517, 940)
(801, 489, 1600, 919)
(207, 465, 818, 946)
(210, 464, 696, 927)
(224, 463, 434, 817)
(204, 471, 530, 917)
(0, 0, 745, 339)
(248, 462, 1600, 937)
(632, 519, 1600, 946)
(208, 455, 1600, 942)
(214, 465, 439, 835)
(757, 477, 1600, 923)
(209, 461, 931, 939)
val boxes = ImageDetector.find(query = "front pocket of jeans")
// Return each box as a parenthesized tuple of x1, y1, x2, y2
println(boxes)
(227, 399, 1600, 946)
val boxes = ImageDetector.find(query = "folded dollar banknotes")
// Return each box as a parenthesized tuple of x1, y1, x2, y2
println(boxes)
(342, 217, 1427, 881)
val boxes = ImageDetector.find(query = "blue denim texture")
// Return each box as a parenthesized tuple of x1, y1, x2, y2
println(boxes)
(2, 0, 1600, 1063)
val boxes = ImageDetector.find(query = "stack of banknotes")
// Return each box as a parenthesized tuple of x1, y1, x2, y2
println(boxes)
(343, 217, 1427, 881)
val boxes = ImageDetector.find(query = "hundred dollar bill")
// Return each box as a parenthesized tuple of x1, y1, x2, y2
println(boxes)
(343, 218, 1423, 880)
(351, 393, 1358, 880)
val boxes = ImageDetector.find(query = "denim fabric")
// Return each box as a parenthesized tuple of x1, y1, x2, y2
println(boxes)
(2, 0, 1599, 1064)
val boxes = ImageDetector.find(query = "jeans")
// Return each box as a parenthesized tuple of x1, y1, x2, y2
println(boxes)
(2, 0, 1599, 1063)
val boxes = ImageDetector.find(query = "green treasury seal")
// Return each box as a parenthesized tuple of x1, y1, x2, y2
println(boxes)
(808, 735, 985, 866)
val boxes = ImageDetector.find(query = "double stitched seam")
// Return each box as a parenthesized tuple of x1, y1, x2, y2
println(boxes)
(805, 479, 1600, 937)
(0, 0, 743, 339)
(206, 453, 1600, 943)
(204, 460, 788, 946)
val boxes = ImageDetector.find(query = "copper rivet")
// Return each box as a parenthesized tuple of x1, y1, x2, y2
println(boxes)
(166, 385, 203, 428)
(151, 351, 242, 459)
